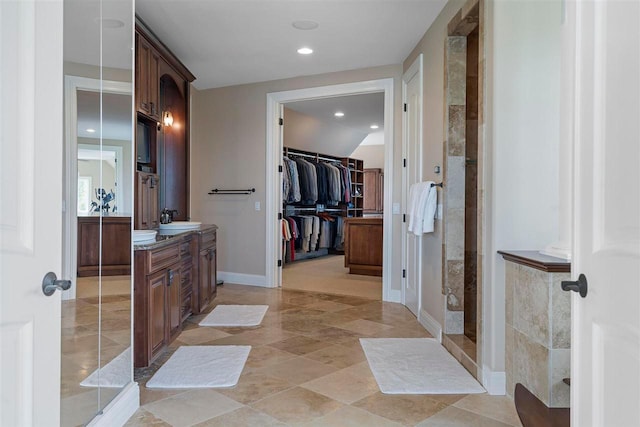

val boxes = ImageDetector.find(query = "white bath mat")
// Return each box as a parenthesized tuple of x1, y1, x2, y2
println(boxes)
(199, 305, 268, 327)
(360, 338, 485, 394)
(146, 346, 251, 389)
(80, 347, 131, 388)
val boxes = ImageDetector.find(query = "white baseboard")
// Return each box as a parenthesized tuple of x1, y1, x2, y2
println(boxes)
(88, 382, 139, 427)
(481, 365, 506, 395)
(418, 308, 443, 342)
(217, 271, 268, 287)
(386, 289, 402, 303)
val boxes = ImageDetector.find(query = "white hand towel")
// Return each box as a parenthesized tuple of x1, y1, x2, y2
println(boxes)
(421, 184, 437, 233)
(407, 183, 420, 233)
(412, 182, 436, 235)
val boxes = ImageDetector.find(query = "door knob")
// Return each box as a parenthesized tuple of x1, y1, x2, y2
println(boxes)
(561, 273, 588, 298)
(42, 272, 71, 296)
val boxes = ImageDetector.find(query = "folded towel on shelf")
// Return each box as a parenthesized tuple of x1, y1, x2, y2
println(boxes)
(408, 181, 437, 235)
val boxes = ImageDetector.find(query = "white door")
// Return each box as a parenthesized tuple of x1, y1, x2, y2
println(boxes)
(402, 55, 423, 316)
(0, 1, 64, 425)
(570, 1, 640, 425)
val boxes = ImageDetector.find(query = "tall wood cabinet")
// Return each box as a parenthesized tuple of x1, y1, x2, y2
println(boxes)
(363, 168, 384, 214)
(135, 17, 195, 224)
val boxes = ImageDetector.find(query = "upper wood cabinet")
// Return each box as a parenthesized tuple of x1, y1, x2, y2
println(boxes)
(364, 168, 384, 214)
(136, 34, 160, 121)
(135, 171, 159, 230)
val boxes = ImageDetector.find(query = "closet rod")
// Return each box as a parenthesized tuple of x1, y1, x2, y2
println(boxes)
(208, 188, 256, 195)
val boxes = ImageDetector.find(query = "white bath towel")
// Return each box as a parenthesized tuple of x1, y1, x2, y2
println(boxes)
(408, 182, 437, 235)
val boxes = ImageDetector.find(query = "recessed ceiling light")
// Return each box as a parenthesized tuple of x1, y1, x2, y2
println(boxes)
(370, 124, 379, 129)
(292, 20, 319, 30)
(297, 47, 313, 55)
(334, 112, 345, 117)
(86, 128, 96, 133)
(95, 18, 125, 29)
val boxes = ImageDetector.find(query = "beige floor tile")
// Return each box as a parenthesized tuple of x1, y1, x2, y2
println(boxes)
(416, 405, 515, 427)
(124, 408, 172, 426)
(144, 389, 243, 427)
(268, 335, 332, 355)
(300, 405, 404, 427)
(244, 345, 298, 370)
(206, 327, 297, 346)
(301, 300, 355, 312)
(337, 319, 395, 336)
(353, 392, 449, 425)
(138, 386, 185, 406)
(452, 394, 522, 426)
(301, 326, 363, 346)
(301, 368, 379, 404)
(194, 406, 286, 426)
(217, 371, 293, 404)
(302, 344, 366, 369)
(250, 387, 344, 424)
(175, 326, 231, 345)
(256, 356, 338, 385)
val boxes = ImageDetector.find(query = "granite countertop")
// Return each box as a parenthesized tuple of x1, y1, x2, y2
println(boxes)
(498, 250, 571, 273)
(134, 224, 217, 251)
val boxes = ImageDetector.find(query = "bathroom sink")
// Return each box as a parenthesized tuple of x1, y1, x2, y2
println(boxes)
(158, 221, 202, 232)
(133, 229, 157, 243)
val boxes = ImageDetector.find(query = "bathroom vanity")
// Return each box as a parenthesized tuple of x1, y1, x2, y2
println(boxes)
(133, 224, 217, 367)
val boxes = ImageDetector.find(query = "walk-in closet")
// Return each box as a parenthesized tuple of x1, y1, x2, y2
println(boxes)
(280, 93, 385, 300)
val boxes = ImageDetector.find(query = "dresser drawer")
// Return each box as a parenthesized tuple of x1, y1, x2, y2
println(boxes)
(200, 229, 216, 249)
(147, 243, 180, 274)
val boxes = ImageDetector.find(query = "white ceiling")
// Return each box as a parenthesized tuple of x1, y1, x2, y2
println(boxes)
(135, 0, 447, 90)
(285, 92, 384, 135)
(64, 0, 134, 70)
(77, 90, 132, 141)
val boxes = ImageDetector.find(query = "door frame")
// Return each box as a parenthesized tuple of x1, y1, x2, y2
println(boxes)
(401, 54, 424, 314)
(62, 76, 132, 300)
(265, 78, 396, 301)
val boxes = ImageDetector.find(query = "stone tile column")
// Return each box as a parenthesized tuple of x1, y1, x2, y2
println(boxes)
(499, 250, 571, 408)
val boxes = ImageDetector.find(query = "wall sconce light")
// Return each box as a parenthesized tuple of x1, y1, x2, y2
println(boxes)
(163, 110, 174, 127)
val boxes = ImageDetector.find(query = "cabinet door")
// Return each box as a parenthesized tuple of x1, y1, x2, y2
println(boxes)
(209, 248, 217, 300)
(148, 174, 159, 228)
(136, 36, 151, 116)
(148, 48, 160, 120)
(199, 249, 211, 310)
(135, 172, 159, 230)
(167, 266, 181, 340)
(136, 35, 160, 120)
(148, 269, 167, 357)
(363, 169, 379, 213)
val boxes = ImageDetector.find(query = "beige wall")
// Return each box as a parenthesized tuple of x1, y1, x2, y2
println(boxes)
(350, 144, 385, 170)
(404, 0, 467, 332)
(191, 64, 403, 283)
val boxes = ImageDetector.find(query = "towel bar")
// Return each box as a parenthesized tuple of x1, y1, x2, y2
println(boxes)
(431, 182, 444, 188)
(208, 188, 255, 195)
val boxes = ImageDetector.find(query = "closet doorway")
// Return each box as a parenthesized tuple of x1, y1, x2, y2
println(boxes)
(266, 79, 395, 302)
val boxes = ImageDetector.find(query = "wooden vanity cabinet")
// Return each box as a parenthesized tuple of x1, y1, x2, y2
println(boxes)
(134, 236, 192, 367)
(135, 34, 160, 120)
(135, 171, 159, 230)
(194, 229, 217, 314)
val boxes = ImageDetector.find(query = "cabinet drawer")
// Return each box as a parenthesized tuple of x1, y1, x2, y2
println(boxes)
(147, 243, 180, 274)
(180, 267, 192, 290)
(179, 239, 191, 258)
(200, 230, 216, 249)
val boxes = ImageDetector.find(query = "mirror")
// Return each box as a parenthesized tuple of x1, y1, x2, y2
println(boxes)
(61, 0, 133, 425)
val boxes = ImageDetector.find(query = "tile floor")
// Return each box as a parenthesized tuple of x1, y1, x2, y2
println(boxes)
(127, 284, 522, 426)
(61, 276, 132, 426)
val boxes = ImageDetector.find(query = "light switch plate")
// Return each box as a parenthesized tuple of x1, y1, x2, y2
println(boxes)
(255, 201, 261, 211)
(392, 203, 401, 214)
